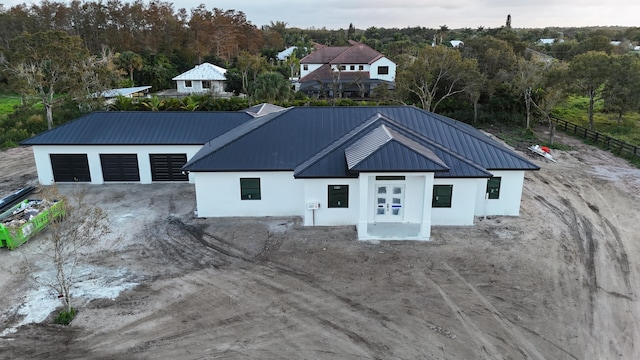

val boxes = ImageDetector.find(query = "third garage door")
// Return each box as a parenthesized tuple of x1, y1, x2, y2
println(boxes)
(150, 154, 188, 181)
(100, 154, 140, 182)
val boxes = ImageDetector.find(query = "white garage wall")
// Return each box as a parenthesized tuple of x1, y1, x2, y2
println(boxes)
(431, 178, 480, 226)
(31, 145, 202, 185)
(474, 170, 525, 217)
(302, 178, 360, 226)
(193, 171, 304, 217)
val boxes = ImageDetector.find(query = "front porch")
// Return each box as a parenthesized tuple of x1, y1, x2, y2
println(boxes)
(359, 222, 424, 240)
(356, 173, 434, 241)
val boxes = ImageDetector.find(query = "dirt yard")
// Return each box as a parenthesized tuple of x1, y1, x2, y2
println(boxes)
(1, 129, 640, 360)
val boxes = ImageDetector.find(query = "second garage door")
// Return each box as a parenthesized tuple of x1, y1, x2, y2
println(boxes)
(100, 154, 140, 182)
(150, 154, 189, 181)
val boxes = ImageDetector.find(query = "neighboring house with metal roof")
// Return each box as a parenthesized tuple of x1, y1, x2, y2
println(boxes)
(21, 106, 539, 241)
(172, 63, 227, 94)
(298, 41, 396, 98)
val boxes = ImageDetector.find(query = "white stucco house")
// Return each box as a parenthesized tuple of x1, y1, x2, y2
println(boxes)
(21, 106, 539, 241)
(172, 63, 227, 94)
(297, 41, 396, 98)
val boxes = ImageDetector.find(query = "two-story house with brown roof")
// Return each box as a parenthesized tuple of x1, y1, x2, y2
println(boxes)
(297, 41, 396, 99)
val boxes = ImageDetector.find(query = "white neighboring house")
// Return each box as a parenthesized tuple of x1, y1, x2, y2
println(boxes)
(172, 63, 227, 94)
(21, 106, 540, 241)
(298, 41, 396, 97)
(450, 40, 464, 48)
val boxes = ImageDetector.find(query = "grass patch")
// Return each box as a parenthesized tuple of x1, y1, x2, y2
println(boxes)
(54, 307, 77, 325)
(0, 95, 21, 116)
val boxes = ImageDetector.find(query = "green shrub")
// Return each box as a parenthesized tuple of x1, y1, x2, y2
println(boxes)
(54, 307, 77, 325)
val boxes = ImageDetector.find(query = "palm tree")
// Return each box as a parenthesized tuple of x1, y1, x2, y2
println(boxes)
(116, 51, 144, 83)
(140, 96, 165, 111)
(180, 96, 200, 111)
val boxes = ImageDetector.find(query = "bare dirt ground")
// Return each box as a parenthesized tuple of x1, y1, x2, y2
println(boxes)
(1, 128, 640, 360)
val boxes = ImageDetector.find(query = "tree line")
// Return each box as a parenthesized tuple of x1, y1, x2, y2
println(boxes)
(2, 2, 640, 148)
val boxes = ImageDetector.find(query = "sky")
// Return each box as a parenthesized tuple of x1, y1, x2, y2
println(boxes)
(2, 0, 640, 30)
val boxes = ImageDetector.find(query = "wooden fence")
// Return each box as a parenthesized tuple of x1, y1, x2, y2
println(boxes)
(552, 117, 640, 159)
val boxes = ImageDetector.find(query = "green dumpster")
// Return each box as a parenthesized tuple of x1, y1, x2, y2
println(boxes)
(0, 199, 65, 250)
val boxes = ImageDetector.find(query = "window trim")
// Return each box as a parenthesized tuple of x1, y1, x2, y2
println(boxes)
(303, 64, 309, 71)
(377, 66, 389, 75)
(432, 185, 453, 208)
(184, 80, 193, 88)
(328, 185, 349, 208)
(487, 177, 502, 200)
(240, 178, 261, 200)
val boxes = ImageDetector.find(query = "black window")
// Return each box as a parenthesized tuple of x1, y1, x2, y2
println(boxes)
(350, 65, 355, 70)
(377, 66, 389, 75)
(328, 185, 349, 208)
(358, 65, 364, 70)
(202, 80, 211, 89)
(432, 185, 453, 208)
(339, 65, 346, 71)
(303, 64, 308, 71)
(487, 177, 502, 199)
(240, 178, 261, 200)
(185, 80, 192, 87)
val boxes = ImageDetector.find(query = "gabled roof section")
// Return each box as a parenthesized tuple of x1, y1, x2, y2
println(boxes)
(346, 125, 449, 172)
(331, 42, 386, 65)
(300, 46, 350, 64)
(300, 42, 389, 66)
(172, 63, 226, 81)
(294, 112, 490, 178)
(20, 111, 251, 145)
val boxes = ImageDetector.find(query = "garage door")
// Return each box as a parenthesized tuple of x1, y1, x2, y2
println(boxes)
(50, 154, 91, 182)
(100, 154, 140, 182)
(150, 154, 188, 181)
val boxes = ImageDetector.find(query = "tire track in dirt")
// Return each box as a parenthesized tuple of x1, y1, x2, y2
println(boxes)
(136, 217, 405, 357)
(412, 270, 502, 360)
(441, 262, 547, 360)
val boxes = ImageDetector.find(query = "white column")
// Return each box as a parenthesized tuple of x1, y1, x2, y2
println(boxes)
(357, 174, 369, 239)
(419, 174, 434, 240)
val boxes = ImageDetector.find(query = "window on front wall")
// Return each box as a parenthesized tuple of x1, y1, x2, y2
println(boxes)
(202, 80, 211, 89)
(486, 177, 501, 199)
(303, 64, 308, 71)
(328, 185, 349, 208)
(339, 65, 346, 71)
(240, 178, 261, 200)
(185, 80, 192, 87)
(432, 185, 453, 208)
(377, 66, 389, 75)
(350, 65, 355, 70)
(359, 65, 364, 70)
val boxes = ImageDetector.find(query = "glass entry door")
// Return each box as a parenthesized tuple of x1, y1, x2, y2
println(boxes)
(375, 184, 405, 222)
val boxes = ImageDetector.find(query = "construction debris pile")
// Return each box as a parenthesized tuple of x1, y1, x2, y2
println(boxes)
(1, 199, 57, 229)
(1, 191, 65, 250)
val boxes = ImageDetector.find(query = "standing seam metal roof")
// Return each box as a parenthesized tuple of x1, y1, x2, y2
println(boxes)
(20, 111, 252, 145)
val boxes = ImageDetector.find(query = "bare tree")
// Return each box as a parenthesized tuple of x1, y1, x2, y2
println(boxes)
(22, 187, 111, 319)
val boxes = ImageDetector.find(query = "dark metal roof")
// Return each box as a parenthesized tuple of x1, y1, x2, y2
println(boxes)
(183, 106, 537, 178)
(20, 106, 538, 178)
(20, 111, 252, 145)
